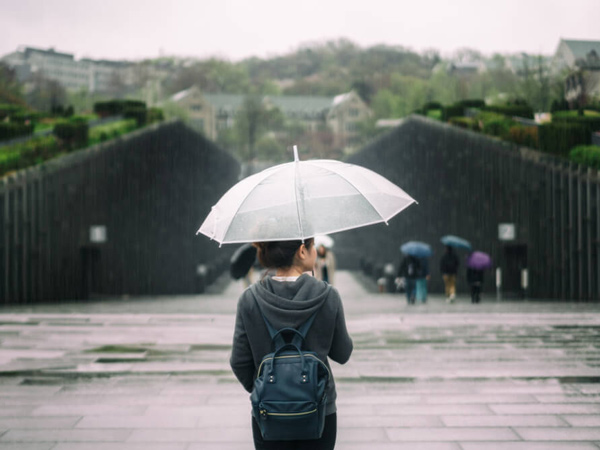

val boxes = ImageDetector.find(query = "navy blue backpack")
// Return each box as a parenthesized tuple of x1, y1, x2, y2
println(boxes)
(250, 284, 331, 441)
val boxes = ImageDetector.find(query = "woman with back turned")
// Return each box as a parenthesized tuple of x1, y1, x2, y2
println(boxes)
(230, 238, 353, 450)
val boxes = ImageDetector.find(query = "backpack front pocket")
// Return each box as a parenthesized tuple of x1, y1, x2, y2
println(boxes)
(254, 400, 323, 441)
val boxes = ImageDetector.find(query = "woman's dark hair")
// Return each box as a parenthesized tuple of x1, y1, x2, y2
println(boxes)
(253, 238, 314, 269)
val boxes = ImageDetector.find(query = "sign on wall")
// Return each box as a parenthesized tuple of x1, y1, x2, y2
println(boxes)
(498, 223, 516, 241)
(90, 226, 107, 244)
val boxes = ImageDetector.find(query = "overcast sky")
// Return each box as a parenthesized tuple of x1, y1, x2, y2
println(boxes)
(1, 0, 599, 62)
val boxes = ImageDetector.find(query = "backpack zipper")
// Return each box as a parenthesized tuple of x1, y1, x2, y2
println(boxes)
(257, 354, 331, 378)
(260, 407, 318, 418)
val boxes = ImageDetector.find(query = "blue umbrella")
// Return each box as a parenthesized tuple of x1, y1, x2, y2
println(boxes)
(400, 241, 432, 258)
(441, 235, 471, 250)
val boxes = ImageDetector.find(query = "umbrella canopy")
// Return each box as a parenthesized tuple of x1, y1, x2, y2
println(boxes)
(466, 251, 493, 270)
(400, 241, 432, 258)
(441, 235, 472, 250)
(315, 235, 334, 249)
(198, 147, 416, 244)
(229, 243, 257, 279)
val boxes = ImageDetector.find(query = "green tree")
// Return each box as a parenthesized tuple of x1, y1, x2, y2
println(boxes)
(0, 62, 26, 106)
(26, 73, 67, 112)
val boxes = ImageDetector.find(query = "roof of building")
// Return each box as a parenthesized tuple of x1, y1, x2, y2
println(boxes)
(23, 46, 74, 60)
(561, 39, 600, 59)
(264, 95, 334, 115)
(170, 88, 360, 116)
(203, 94, 245, 111)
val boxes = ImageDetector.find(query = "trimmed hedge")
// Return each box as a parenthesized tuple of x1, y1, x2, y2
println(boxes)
(538, 122, 590, 157)
(88, 119, 137, 145)
(94, 99, 147, 117)
(449, 116, 479, 131)
(0, 122, 34, 141)
(458, 99, 486, 108)
(569, 145, 600, 169)
(552, 115, 600, 137)
(124, 106, 147, 127)
(0, 135, 60, 176)
(148, 108, 164, 123)
(442, 104, 464, 121)
(423, 101, 442, 111)
(53, 118, 89, 149)
(0, 104, 22, 120)
(507, 125, 538, 148)
(482, 104, 534, 119)
(482, 118, 513, 139)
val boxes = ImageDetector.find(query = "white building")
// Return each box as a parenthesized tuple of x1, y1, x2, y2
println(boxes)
(1, 46, 133, 93)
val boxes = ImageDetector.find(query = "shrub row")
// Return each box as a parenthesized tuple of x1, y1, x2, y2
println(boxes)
(569, 145, 600, 169)
(448, 116, 479, 131)
(507, 125, 538, 148)
(88, 119, 137, 145)
(538, 122, 590, 157)
(53, 117, 89, 149)
(0, 122, 34, 141)
(94, 100, 146, 117)
(482, 104, 534, 119)
(442, 104, 464, 121)
(0, 135, 60, 176)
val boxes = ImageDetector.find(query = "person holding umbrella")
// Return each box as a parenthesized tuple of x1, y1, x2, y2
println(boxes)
(198, 147, 416, 448)
(439, 236, 471, 303)
(397, 253, 421, 304)
(399, 241, 431, 304)
(314, 235, 336, 285)
(439, 245, 460, 303)
(466, 251, 492, 304)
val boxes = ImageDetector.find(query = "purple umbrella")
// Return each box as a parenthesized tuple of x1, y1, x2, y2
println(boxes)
(466, 251, 492, 270)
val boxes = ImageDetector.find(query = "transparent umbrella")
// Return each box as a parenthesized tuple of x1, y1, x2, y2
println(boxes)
(198, 147, 416, 245)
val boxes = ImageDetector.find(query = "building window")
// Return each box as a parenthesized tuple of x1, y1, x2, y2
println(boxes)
(345, 122, 358, 132)
(191, 104, 203, 111)
(349, 108, 359, 117)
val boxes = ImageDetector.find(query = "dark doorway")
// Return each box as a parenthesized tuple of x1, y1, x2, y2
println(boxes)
(503, 244, 527, 298)
(80, 247, 101, 299)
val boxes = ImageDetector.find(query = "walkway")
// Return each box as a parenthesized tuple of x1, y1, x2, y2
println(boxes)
(0, 271, 599, 449)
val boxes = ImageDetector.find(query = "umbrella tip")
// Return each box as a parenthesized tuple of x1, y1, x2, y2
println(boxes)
(293, 145, 299, 162)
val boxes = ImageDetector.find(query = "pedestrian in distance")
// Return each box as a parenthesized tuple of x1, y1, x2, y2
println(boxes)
(415, 256, 430, 303)
(397, 254, 421, 304)
(467, 267, 484, 304)
(315, 244, 336, 285)
(230, 238, 353, 450)
(440, 245, 460, 303)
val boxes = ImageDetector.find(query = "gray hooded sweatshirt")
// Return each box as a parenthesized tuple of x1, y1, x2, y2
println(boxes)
(230, 274, 353, 416)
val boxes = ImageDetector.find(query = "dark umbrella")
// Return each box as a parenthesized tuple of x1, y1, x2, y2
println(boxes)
(466, 251, 492, 270)
(230, 244, 257, 279)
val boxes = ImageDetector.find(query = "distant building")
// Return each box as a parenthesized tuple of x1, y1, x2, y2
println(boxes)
(446, 62, 486, 76)
(169, 87, 372, 150)
(553, 39, 600, 106)
(553, 39, 600, 73)
(1, 46, 133, 93)
(169, 86, 244, 139)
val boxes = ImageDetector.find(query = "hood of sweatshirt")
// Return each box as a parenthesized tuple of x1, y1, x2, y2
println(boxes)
(250, 274, 331, 330)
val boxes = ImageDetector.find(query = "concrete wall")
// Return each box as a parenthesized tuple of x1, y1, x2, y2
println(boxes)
(0, 121, 240, 303)
(335, 115, 600, 301)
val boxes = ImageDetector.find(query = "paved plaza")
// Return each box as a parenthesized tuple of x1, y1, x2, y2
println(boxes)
(0, 271, 599, 449)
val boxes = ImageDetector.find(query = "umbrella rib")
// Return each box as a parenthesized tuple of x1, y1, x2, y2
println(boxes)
(293, 157, 305, 240)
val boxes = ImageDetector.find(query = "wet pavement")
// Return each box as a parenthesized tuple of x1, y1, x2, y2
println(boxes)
(0, 271, 599, 449)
